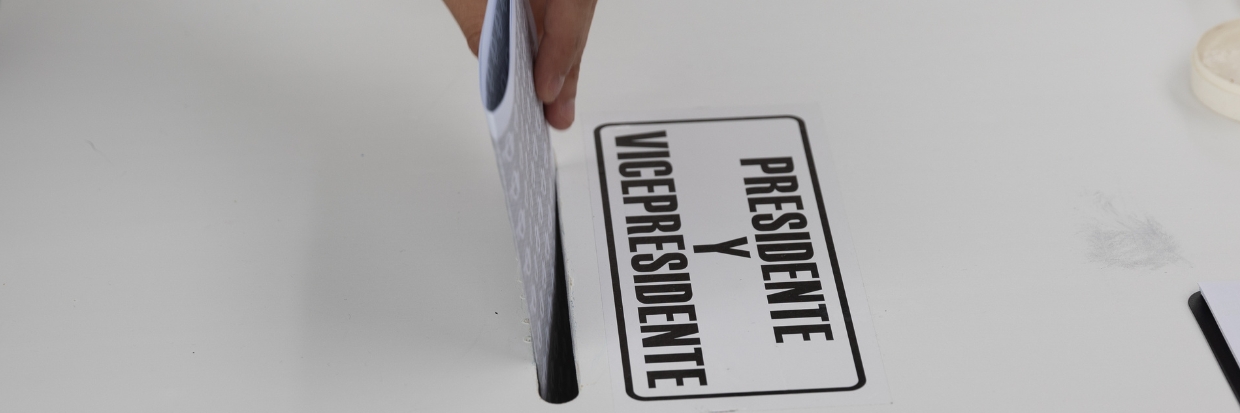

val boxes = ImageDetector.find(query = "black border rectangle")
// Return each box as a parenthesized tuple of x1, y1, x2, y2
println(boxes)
(1189, 291, 1240, 406)
(593, 115, 866, 401)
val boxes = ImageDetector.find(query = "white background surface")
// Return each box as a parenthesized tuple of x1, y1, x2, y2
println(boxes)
(4, 0, 1240, 412)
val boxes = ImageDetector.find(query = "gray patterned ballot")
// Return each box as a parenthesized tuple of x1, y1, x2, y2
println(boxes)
(478, 0, 571, 402)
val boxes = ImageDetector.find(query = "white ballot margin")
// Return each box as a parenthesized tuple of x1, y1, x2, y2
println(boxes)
(1200, 282, 1240, 363)
(559, 106, 890, 413)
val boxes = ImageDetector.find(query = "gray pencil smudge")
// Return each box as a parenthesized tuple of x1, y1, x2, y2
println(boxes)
(1083, 192, 1184, 270)
(86, 139, 112, 164)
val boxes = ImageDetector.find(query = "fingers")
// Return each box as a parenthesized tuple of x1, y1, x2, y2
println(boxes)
(447, 0, 594, 129)
(533, 0, 597, 104)
(545, 63, 579, 129)
(443, 0, 489, 55)
(529, 0, 548, 38)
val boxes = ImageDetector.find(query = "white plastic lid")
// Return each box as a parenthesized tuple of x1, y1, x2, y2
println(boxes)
(1192, 19, 1240, 121)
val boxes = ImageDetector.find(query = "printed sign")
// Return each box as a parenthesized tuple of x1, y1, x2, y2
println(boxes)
(584, 110, 888, 411)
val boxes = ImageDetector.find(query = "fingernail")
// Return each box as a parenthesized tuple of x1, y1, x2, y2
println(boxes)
(550, 75, 566, 97)
(563, 98, 575, 121)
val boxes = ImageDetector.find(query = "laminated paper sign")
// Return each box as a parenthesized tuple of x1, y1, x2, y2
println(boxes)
(583, 109, 889, 412)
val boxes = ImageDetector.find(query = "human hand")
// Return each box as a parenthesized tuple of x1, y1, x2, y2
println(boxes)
(444, 0, 597, 130)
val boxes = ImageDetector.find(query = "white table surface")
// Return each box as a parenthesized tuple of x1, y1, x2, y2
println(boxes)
(4, 0, 1240, 411)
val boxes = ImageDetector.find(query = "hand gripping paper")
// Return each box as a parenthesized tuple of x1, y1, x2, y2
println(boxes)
(477, 0, 572, 402)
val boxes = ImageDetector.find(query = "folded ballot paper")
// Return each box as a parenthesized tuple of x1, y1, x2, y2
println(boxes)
(477, 0, 576, 403)
(479, 0, 889, 410)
